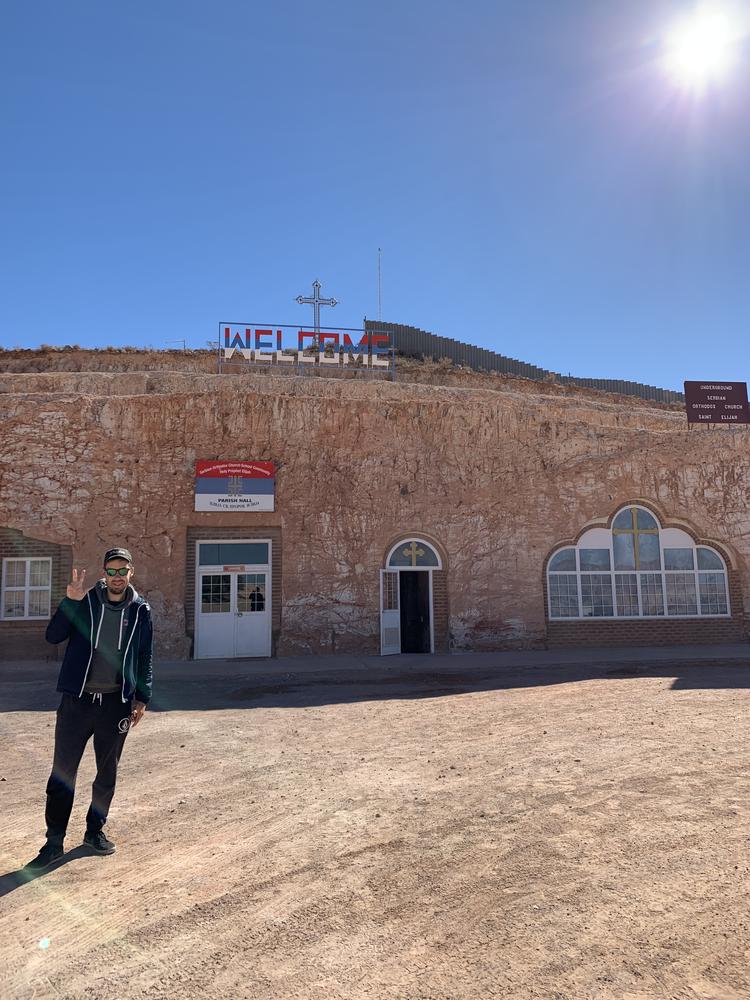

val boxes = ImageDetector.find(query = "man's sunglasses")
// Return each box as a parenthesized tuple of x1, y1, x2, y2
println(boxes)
(105, 567, 131, 577)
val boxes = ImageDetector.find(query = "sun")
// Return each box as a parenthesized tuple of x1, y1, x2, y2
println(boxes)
(663, 7, 740, 91)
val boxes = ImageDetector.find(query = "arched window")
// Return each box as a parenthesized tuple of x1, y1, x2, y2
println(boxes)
(386, 539, 441, 569)
(547, 505, 730, 620)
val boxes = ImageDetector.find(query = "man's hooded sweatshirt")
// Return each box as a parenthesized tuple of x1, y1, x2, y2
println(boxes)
(46, 580, 153, 704)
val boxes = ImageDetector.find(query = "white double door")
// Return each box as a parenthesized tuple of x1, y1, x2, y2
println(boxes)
(196, 569, 271, 659)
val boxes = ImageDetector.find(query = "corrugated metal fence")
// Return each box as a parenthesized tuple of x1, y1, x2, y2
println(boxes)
(366, 320, 683, 404)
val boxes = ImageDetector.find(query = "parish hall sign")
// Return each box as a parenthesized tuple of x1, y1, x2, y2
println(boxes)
(195, 461, 275, 511)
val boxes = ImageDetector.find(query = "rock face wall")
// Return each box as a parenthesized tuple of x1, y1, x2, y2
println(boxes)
(1, 365, 748, 657)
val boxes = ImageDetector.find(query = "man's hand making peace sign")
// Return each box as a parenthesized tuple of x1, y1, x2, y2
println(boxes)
(66, 568, 87, 601)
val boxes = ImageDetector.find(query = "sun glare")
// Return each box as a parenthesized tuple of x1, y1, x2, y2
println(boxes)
(663, 7, 741, 91)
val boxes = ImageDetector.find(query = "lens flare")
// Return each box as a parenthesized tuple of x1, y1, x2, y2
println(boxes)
(662, 6, 743, 91)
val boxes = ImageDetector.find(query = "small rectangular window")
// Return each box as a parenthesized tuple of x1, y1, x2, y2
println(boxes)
(580, 574, 613, 617)
(640, 573, 665, 616)
(615, 573, 639, 616)
(200, 574, 231, 614)
(698, 573, 728, 615)
(383, 572, 399, 611)
(549, 574, 580, 618)
(665, 574, 698, 615)
(1, 558, 52, 620)
(199, 542, 269, 566)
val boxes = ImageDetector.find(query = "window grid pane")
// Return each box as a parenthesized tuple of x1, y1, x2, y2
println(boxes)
(29, 560, 51, 587)
(383, 573, 398, 611)
(4, 560, 27, 588)
(28, 590, 50, 617)
(549, 574, 580, 618)
(639, 573, 665, 616)
(3, 590, 26, 618)
(698, 573, 728, 615)
(665, 574, 698, 615)
(201, 574, 231, 614)
(580, 574, 614, 617)
(615, 573, 639, 616)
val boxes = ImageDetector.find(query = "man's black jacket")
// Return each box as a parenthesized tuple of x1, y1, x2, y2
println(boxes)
(46, 581, 153, 704)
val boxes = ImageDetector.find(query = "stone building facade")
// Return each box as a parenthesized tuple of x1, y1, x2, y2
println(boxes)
(0, 354, 747, 660)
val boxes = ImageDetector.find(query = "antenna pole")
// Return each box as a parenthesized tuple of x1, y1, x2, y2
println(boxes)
(377, 247, 382, 322)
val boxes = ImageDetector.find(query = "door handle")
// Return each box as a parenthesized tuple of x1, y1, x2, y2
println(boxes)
(236, 612, 243, 617)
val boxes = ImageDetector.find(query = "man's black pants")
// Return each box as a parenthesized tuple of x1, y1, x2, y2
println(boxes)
(45, 692, 133, 845)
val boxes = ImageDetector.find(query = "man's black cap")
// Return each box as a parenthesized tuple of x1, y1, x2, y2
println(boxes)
(103, 547, 133, 566)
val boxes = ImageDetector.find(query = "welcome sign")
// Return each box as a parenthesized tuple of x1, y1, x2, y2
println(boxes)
(195, 461, 275, 512)
(219, 324, 392, 370)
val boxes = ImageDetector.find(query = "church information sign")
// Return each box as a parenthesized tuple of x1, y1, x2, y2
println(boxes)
(195, 461, 275, 512)
(684, 382, 750, 424)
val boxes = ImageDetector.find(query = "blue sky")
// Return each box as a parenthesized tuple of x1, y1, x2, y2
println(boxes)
(2, 0, 750, 390)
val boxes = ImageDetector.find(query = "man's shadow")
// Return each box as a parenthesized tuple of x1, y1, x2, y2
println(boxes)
(0, 845, 102, 898)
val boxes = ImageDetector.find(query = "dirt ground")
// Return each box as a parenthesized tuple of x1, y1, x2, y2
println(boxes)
(2, 655, 750, 1000)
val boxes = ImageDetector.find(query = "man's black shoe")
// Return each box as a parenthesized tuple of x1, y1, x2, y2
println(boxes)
(25, 842, 64, 872)
(83, 831, 116, 855)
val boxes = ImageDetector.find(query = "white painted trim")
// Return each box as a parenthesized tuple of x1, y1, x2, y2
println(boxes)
(194, 538, 273, 659)
(0, 557, 52, 621)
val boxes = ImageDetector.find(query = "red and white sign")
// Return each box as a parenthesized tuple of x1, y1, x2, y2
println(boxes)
(195, 461, 275, 512)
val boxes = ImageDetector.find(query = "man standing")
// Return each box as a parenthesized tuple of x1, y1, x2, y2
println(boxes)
(25, 548, 153, 872)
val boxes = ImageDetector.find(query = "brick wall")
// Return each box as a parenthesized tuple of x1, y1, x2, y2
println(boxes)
(0, 528, 72, 660)
(185, 526, 283, 657)
(432, 570, 449, 653)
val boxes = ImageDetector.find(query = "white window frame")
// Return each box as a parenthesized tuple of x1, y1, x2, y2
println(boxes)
(547, 505, 730, 621)
(1, 557, 53, 621)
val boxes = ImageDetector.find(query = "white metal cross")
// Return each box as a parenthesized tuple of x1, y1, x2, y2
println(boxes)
(295, 279, 337, 334)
